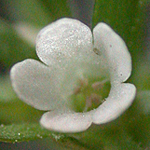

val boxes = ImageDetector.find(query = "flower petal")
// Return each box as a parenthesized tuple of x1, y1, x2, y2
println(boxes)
(10, 59, 65, 110)
(92, 83, 136, 124)
(93, 23, 131, 83)
(40, 110, 93, 133)
(36, 18, 93, 66)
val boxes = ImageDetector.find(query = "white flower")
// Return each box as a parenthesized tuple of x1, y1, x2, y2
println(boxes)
(10, 18, 136, 133)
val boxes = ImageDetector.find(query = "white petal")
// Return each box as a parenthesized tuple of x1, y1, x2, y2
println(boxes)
(92, 83, 136, 124)
(36, 18, 93, 66)
(10, 59, 65, 110)
(36, 18, 109, 91)
(40, 110, 93, 133)
(93, 23, 132, 83)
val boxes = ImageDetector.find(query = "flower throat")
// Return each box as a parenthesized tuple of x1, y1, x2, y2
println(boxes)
(69, 77, 111, 112)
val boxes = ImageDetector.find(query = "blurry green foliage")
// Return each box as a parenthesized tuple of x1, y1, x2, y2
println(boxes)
(4, 0, 71, 26)
(0, 19, 37, 69)
(0, 76, 17, 101)
(132, 62, 150, 90)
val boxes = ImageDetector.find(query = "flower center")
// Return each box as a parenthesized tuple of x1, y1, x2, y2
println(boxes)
(69, 77, 111, 112)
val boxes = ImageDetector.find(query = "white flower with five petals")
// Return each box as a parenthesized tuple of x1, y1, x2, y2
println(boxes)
(10, 18, 136, 133)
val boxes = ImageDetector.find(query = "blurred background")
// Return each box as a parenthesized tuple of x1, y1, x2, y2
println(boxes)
(0, 0, 150, 149)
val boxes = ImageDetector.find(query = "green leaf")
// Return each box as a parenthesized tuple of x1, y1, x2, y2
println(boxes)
(0, 124, 90, 150)
(0, 123, 51, 143)
(92, 0, 147, 64)
(0, 123, 144, 150)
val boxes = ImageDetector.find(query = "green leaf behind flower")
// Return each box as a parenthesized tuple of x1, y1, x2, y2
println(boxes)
(0, 124, 91, 150)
